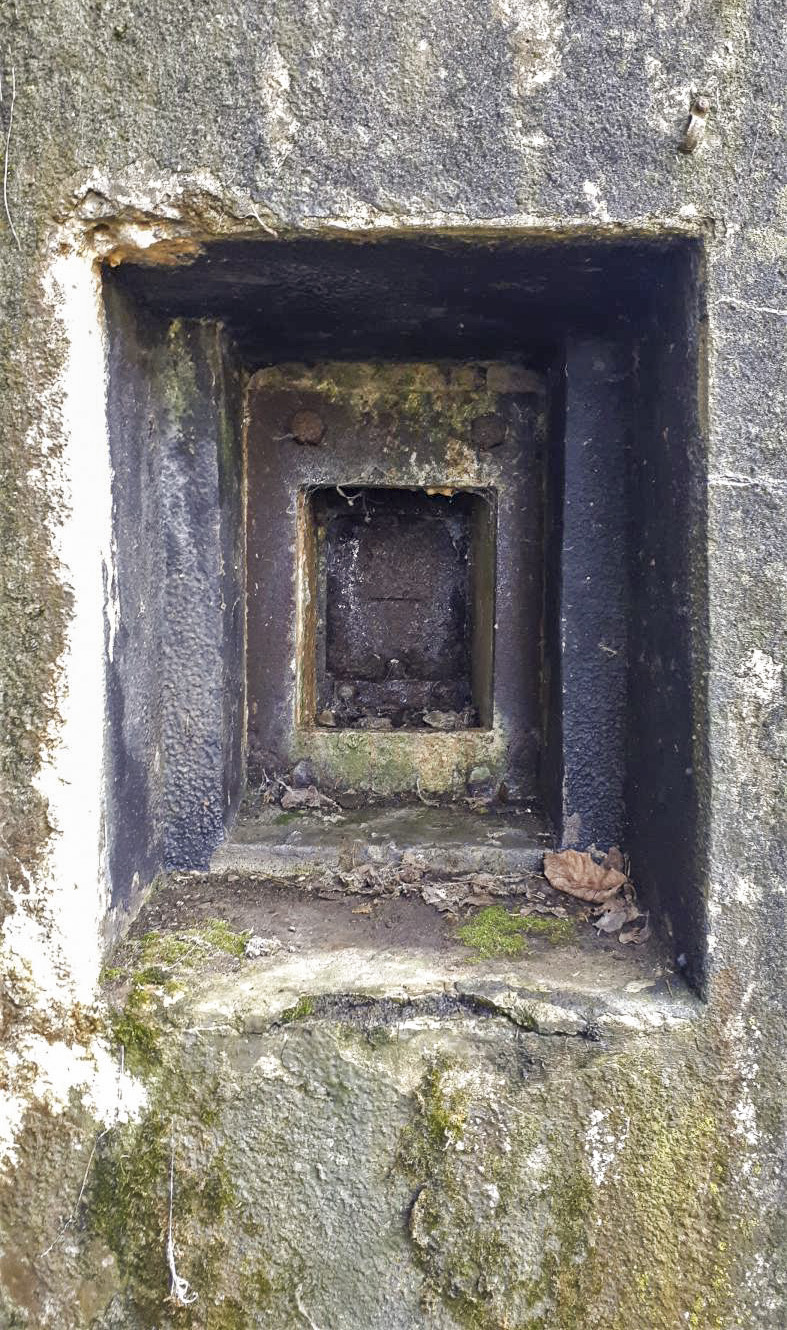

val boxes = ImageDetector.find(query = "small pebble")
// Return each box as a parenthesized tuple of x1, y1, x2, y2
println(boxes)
(354, 715, 393, 731)
(291, 759, 316, 789)
(467, 764, 496, 798)
(244, 935, 284, 959)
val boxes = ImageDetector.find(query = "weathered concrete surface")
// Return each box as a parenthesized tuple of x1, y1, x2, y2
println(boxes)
(246, 359, 546, 795)
(0, 0, 784, 1327)
(212, 801, 550, 878)
(0, 899, 756, 1330)
(104, 287, 246, 894)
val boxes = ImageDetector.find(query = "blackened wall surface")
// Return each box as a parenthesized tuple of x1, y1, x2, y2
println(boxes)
(560, 337, 631, 853)
(104, 287, 245, 895)
(627, 244, 710, 987)
(103, 287, 166, 906)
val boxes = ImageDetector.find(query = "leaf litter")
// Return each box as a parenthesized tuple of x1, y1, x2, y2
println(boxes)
(544, 847, 650, 945)
(248, 774, 650, 947)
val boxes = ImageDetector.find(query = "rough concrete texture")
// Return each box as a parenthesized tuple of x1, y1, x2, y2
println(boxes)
(212, 801, 551, 878)
(0, 1, 784, 1327)
(0, 907, 757, 1329)
(104, 285, 245, 891)
(246, 360, 545, 795)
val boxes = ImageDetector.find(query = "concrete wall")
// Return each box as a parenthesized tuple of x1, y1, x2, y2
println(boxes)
(0, 2, 784, 1326)
(104, 285, 245, 903)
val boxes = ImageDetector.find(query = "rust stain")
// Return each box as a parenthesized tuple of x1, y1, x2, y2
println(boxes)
(104, 237, 204, 269)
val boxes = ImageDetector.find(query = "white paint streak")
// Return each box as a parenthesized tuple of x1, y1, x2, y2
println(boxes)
(716, 296, 787, 319)
(584, 1107, 628, 1186)
(582, 181, 610, 222)
(733, 875, 761, 907)
(257, 43, 299, 172)
(0, 242, 135, 1169)
(737, 648, 783, 705)
(709, 470, 787, 492)
(1, 1035, 146, 1169)
(33, 250, 113, 1000)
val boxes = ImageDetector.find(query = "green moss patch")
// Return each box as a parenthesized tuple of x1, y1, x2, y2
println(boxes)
(279, 994, 316, 1023)
(129, 917, 251, 972)
(457, 906, 575, 959)
(398, 1060, 468, 1179)
(110, 984, 161, 1076)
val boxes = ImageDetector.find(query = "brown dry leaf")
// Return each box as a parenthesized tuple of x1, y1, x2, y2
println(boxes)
(520, 902, 570, 919)
(593, 900, 639, 934)
(618, 912, 652, 945)
(543, 849, 628, 903)
(280, 785, 338, 811)
(603, 845, 625, 874)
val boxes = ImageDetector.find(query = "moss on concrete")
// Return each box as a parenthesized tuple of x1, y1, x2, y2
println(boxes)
(397, 1035, 740, 1330)
(279, 994, 316, 1023)
(457, 905, 575, 958)
(110, 984, 162, 1076)
(398, 1060, 468, 1178)
(113, 917, 252, 978)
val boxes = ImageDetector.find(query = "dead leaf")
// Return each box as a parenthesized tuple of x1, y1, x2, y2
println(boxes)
(280, 785, 338, 811)
(543, 849, 627, 903)
(593, 892, 642, 934)
(603, 845, 625, 874)
(618, 912, 651, 945)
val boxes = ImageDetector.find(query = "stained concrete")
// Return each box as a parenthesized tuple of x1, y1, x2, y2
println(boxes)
(245, 358, 547, 796)
(211, 801, 551, 878)
(0, 2, 784, 1328)
(104, 286, 246, 891)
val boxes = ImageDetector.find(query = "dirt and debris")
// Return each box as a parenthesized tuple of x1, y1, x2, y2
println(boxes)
(466, 764, 496, 798)
(291, 759, 317, 788)
(245, 768, 507, 818)
(421, 707, 476, 731)
(314, 859, 550, 913)
(618, 913, 652, 945)
(230, 783, 647, 947)
(109, 862, 669, 994)
(315, 702, 479, 731)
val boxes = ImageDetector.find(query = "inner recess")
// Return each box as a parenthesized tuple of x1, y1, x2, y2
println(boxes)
(308, 487, 494, 731)
(103, 232, 708, 983)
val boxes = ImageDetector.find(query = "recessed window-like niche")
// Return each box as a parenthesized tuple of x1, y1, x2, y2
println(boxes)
(102, 231, 709, 985)
(245, 358, 546, 798)
(303, 486, 495, 732)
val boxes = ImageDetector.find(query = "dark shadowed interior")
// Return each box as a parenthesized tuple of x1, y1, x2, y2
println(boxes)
(312, 487, 489, 729)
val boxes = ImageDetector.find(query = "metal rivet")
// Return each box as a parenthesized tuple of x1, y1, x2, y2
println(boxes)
(471, 413, 506, 450)
(290, 409, 325, 445)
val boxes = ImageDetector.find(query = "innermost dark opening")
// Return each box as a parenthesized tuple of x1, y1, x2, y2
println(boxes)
(313, 488, 491, 730)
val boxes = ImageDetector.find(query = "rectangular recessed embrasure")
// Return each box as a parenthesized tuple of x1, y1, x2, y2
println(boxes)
(306, 486, 494, 731)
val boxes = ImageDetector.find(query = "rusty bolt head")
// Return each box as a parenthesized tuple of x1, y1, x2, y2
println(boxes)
(471, 413, 506, 450)
(290, 409, 325, 445)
